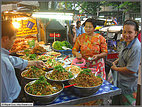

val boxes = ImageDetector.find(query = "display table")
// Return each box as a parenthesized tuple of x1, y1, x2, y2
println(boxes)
(35, 80, 121, 106)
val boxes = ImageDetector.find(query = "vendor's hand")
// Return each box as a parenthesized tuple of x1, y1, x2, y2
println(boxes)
(34, 60, 48, 69)
(92, 54, 100, 61)
(111, 62, 117, 70)
(76, 53, 82, 60)
(113, 59, 119, 65)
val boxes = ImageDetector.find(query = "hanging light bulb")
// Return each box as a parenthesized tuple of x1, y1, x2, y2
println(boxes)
(12, 21, 20, 29)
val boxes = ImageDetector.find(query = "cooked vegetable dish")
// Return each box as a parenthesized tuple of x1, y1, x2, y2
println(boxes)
(45, 59, 64, 68)
(20, 54, 37, 60)
(31, 45, 47, 54)
(25, 76, 62, 95)
(69, 69, 103, 87)
(37, 55, 57, 60)
(22, 66, 46, 78)
(65, 66, 82, 75)
(46, 65, 74, 81)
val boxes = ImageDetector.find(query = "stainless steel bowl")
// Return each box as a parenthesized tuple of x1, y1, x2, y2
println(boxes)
(21, 70, 39, 80)
(24, 80, 64, 104)
(21, 70, 38, 86)
(45, 70, 78, 82)
(68, 79, 103, 97)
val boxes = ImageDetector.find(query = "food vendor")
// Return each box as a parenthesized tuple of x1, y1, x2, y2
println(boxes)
(72, 18, 108, 79)
(111, 20, 141, 105)
(1, 20, 48, 103)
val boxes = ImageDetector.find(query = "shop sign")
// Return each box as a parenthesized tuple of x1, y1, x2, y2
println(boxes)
(49, 33, 61, 37)
(16, 18, 38, 36)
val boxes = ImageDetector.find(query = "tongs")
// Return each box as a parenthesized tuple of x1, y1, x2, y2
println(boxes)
(64, 83, 77, 88)
(64, 56, 69, 60)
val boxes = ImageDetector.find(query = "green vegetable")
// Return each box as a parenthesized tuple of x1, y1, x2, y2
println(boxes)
(76, 62, 83, 64)
(28, 40, 35, 48)
(26, 53, 29, 56)
(61, 41, 72, 49)
(34, 76, 48, 85)
(80, 69, 91, 75)
(52, 41, 72, 50)
(29, 54, 37, 60)
(24, 49, 30, 52)
(68, 71, 74, 78)
(54, 65, 66, 72)
(52, 41, 63, 50)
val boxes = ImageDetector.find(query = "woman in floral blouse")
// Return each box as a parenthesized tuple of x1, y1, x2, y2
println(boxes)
(72, 18, 108, 79)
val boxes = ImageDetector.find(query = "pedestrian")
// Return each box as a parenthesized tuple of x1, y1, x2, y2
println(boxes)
(111, 19, 141, 105)
(75, 20, 85, 37)
(1, 20, 48, 103)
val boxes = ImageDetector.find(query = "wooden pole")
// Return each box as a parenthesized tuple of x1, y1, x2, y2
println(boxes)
(54, 32, 55, 42)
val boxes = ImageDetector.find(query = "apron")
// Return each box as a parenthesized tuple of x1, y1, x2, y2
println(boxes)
(85, 58, 106, 80)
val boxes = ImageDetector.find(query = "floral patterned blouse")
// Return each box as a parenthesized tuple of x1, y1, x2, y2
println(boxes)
(72, 33, 108, 59)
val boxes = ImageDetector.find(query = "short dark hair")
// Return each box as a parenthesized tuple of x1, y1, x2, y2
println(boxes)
(2, 20, 15, 38)
(83, 18, 96, 28)
(76, 21, 81, 25)
(123, 20, 139, 32)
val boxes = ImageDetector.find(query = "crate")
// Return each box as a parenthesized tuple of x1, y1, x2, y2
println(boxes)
(107, 53, 118, 59)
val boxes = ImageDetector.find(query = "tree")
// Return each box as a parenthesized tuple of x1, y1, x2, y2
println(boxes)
(103, 1, 140, 13)
(61, 1, 102, 17)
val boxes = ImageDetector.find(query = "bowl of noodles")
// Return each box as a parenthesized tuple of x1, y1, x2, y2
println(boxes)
(45, 65, 78, 82)
(24, 76, 64, 104)
(68, 69, 103, 97)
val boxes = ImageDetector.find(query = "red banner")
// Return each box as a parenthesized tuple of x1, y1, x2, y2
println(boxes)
(49, 33, 61, 37)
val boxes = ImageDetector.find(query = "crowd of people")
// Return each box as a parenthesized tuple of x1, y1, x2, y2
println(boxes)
(1, 18, 141, 106)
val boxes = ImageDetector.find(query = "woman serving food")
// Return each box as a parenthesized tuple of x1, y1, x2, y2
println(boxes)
(72, 18, 108, 79)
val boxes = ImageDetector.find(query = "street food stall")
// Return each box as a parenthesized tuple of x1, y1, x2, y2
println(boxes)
(1, 9, 122, 106)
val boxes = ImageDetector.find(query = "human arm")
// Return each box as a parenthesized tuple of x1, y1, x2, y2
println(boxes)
(72, 50, 82, 59)
(111, 62, 135, 74)
(92, 52, 107, 61)
(111, 44, 141, 74)
(9, 56, 48, 70)
(92, 35, 108, 61)
(113, 58, 119, 65)
(27, 60, 48, 68)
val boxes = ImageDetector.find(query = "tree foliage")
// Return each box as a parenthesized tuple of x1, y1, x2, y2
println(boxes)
(60, 1, 140, 14)
(102, 1, 140, 13)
